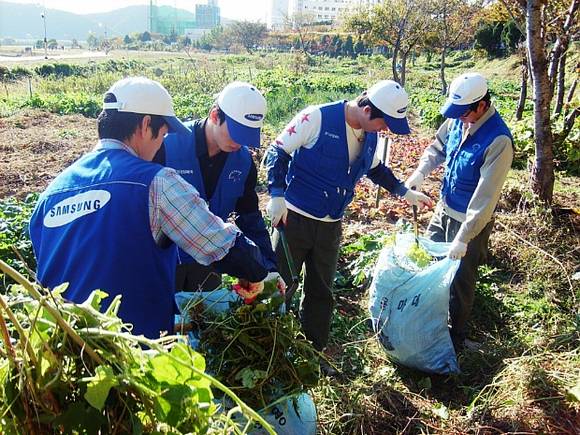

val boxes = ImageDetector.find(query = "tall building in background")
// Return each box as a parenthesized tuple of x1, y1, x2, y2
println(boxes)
(267, 0, 290, 30)
(283, 0, 380, 26)
(195, 1, 220, 29)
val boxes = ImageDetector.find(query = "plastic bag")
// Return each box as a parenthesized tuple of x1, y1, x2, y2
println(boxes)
(368, 232, 460, 374)
(174, 290, 318, 434)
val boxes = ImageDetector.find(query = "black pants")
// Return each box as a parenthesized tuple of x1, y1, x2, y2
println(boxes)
(426, 207, 494, 345)
(175, 262, 222, 292)
(272, 209, 342, 351)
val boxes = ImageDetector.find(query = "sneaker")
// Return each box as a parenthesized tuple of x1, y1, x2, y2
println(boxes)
(320, 359, 339, 377)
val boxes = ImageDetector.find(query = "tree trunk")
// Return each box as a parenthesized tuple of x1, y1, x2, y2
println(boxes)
(440, 48, 447, 95)
(553, 51, 567, 116)
(400, 52, 408, 86)
(564, 76, 577, 116)
(392, 43, 401, 84)
(526, 0, 555, 203)
(515, 47, 528, 120)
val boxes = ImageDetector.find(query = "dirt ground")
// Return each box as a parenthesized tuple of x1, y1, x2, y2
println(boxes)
(0, 110, 96, 198)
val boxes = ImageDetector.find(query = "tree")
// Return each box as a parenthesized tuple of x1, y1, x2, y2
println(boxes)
(123, 34, 132, 45)
(343, 35, 354, 57)
(47, 39, 58, 50)
(344, 1, 430, 85)
(227, 21, 267, 54)
(429, 0, 478, 94)
(87, 34, 98, 49)
(140, 31, 152, 42)
(514, 0, 579, 203)
(285, 12, 316, 56)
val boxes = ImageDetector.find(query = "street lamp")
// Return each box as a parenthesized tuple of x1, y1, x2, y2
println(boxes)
(41, 12, 48, 59)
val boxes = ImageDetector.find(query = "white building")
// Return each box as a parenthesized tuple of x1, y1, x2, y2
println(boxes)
(267, 0, 290, 30)
(283, 0, 380, 25)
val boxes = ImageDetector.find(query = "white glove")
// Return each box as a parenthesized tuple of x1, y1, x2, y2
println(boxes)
(266, 271, 287, 295)
(404, 170, 425, 191)
(448, 239, 468, 260)
(403, 189, 432, 208)
(266, 197, 288, 227)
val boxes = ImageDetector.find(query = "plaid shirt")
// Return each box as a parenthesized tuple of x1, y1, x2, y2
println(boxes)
(96, 140, 238, 265)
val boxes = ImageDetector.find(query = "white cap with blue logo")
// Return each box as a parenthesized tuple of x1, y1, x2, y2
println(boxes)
(217, 81, 267, 148)
(367, 80, 410, 135)
(441, 72, 488, 119)
(103, 76, 189, 135)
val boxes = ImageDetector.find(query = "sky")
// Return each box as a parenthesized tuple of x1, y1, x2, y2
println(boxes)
(9, 0, 269, 21)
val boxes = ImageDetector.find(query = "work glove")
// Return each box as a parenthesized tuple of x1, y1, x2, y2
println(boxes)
(404, 170, 425, 191)
(233, 280, 265, 304)
(266, 197, 288, 227)
(448, 239, 468, 260)
(266, 271, 287, 296)
(403, 189, 432, 209)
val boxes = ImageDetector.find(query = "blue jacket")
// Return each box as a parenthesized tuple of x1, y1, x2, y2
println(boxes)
(441, 111, 513, 213)
(266, 101, 405, 219)
(163, 121, 277, 271)
(29, 148, 177, 339)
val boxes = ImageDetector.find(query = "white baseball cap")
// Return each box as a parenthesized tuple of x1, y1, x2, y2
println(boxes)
(441, 73, 488, 119)
(217, 81, 267, 148)
(103, 77, 189, 135)
(367, 80, 410, 135)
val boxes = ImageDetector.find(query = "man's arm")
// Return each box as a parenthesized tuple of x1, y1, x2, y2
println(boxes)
(454, 135, 514, 244)
(263, 106, 322, 197)
(415, 120, 450, 177)
(234, 161, 278, 272)
(149, 168, 267, 282)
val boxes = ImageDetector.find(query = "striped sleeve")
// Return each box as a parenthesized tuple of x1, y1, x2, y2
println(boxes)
(149, 167, 238, 265)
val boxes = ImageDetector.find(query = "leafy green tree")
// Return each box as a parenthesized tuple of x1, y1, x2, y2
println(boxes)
(87, 34, 99, 49)
(343, 35, 354, 57)
(474, 22, 504, 57)
(227, 21, 267, 54)
(47, 39, 58, 50)
(123, 34, 132, 45)
(140, 31, 152, 42)
(354, 39, 366, 56)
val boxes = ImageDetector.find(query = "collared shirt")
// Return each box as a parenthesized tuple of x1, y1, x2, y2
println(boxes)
(153, 119, 260, 215)
(95, 139, 238, 265)
(415, 105, 513, 243)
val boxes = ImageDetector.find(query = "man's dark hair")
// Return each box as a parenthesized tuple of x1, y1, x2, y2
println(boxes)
(356, 92, 384, 120)
(209, 103, 226, 125)
(97, 93, 167, 141)
(469, 91, 491, 111)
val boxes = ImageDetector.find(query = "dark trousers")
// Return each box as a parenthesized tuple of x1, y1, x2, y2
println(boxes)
(272, 209, 342, 351)
(175, 262, 222, 292)
(426, 207, 494, 345)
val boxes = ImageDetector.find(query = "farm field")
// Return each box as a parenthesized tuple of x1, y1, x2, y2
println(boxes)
(0, 50, 579, 433)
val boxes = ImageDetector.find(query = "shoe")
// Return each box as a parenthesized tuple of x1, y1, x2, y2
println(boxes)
(320, 359, 339, 377)
(463, 338, 482, 351)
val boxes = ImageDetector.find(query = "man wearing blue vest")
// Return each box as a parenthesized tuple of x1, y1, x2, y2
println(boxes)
(405, 72, 513, 350)
(264, 80, 432, 358)
(29, 77, 269, 339)
(153, 81, 279, 292)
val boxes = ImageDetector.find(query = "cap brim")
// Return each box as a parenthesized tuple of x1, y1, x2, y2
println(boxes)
(164, 116, 190, 135)
(440, 100, 471, 119)
(384, 113, 410, 135)
(225, 114, 261, 148)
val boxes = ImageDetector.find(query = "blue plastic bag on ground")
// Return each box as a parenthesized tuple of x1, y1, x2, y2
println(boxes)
(174, 290, 318, 434)
(368, 232, 460, 374)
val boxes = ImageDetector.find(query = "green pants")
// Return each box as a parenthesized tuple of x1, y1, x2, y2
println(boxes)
(426, 207, 494, 345)
(272, 209, 342, 351)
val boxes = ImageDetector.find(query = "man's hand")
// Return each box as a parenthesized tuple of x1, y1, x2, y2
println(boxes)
(266, 197, 288, 227)
(233, 280, 265, 304)
(448, 239, 468, 260)
(404, 170, 425, 191)
(266, 271, 287, 295)
(403, 189, 433, 208)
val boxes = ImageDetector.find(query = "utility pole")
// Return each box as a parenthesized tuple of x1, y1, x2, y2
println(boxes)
(41, 12, 48, 59)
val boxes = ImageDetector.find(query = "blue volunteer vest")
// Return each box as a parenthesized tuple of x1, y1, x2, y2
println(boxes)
(163, 121, 251, 262)
(29, 148, 177, 338)
(441, 111, 513, 213)
(285, 101, 378, 219)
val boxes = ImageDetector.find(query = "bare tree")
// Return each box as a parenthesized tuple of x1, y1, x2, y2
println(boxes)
(227, 21, 268, 54)
(284, 12, 316, 57)
(430, 0, 479, 95)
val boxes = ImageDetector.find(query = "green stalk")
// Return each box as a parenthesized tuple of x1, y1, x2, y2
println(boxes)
(80, 328, 276, 435)
(0, 259, 104, 365)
